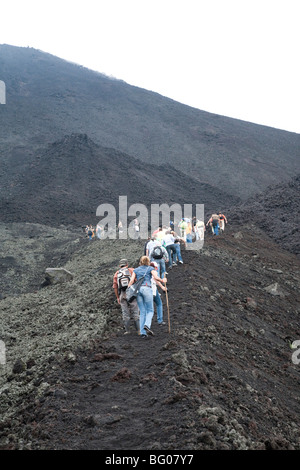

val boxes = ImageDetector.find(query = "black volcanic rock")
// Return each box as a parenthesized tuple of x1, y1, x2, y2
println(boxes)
(1, 45, 300, 453)
(0, 225, 299, 450)
(228, 174, 300, 255)
(0, 133, 239, 227)
(0, 44, 299, 202)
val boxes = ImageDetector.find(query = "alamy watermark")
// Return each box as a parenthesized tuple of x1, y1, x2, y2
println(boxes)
(0, 81, 6, 104)
(291, 340, 300, 365)
(0, 340, 6, 365)
(96, 196, 205, 250)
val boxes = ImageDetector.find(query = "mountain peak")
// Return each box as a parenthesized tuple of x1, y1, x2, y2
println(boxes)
(1, 45, 299, 202)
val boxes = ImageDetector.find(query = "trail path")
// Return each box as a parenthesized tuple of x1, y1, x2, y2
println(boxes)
(25, 228, 300, 450)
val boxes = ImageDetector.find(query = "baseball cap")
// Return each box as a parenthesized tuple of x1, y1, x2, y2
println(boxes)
(119, 259, 128, 267)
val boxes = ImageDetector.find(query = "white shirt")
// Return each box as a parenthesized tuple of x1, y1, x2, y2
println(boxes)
(151, 277, 157, 296)
(163, 234, 175, 247)
(146, 239, 157, 255)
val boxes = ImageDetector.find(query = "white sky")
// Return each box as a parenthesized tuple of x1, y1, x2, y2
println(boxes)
(1, 0, 299, 133)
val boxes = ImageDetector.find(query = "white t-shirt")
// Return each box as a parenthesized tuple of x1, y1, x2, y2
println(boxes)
(151, 277, 160, 297)
(163, 234, 175, 247)
(146, 239, 157, 255)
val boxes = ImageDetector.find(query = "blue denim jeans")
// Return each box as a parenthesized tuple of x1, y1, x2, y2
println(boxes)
(166, 244, 177, 268)
(153, 290, 163, 323)
(213, 223, 219, 235)
(173, 243, 183, 263)
(137, 286, 154, 335)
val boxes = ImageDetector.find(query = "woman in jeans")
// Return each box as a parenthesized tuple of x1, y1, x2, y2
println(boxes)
(128, 256, 167, 338)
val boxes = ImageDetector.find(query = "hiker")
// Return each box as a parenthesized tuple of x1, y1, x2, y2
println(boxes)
(151, 226, 167, 242)
(146, 236, 156, 257)
(154, 227, 164, 241)
(186, 220, 193, 243)
(145, 236, 159, 256)
(151, 227, 161, 238)
(196, 219, 205, 240)
(113, 259, 140, 335)
(134, 219, 140, 239)
(192, 217, 204, 240)
(144, 236, 151, 255)
(206, 214, 220, 235)
(86, 225, 94, 240)
(148, 240, 169, 278)
(150, 262, 167, 325)
(162, 230, 178, 269)
(170, 231, 184, 264)
(178, 218, 188, 241)
(192, 217, 205, 240)
(192, 217, 197, 239)
(96, 224, 102, 239)
(218, 212, 228, 232)
(127, 256, 167, 338)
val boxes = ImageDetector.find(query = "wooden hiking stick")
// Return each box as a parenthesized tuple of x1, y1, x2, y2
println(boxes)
(164, 277, 171, 333)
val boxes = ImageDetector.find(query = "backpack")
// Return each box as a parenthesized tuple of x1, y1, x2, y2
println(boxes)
(117, 268, 131, 292)
(152, 245, 163, 259)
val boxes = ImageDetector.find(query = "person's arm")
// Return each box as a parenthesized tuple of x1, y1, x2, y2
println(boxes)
(114, 286, 120, 304)
(156, 280, 167, 291)
(151, 269, 167, 284)
(127, 272, 136, 287)
(162, 246, 169, 263)
(113, 272, 120, 303)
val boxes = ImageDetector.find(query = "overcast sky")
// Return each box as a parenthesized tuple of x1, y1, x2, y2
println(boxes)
(1, 0, 299, 133)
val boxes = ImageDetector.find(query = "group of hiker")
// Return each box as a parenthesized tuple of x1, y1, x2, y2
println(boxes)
(84, 224, 101, 240)
(113, 256, 168, 338)
(86, 212, 227, 241)
(112, 228, 181, 338)
(84, 218, 139, 240)
(112, 213, 228, 338)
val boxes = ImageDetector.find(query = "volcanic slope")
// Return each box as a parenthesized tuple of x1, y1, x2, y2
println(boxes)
(1, 44, 300, 200)
(228, 174, 300, 256)
(0, 223, 299, 450)
(0, 133, 239, 227)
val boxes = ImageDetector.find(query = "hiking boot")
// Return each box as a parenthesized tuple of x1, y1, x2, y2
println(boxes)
(144, 325, 154, 336)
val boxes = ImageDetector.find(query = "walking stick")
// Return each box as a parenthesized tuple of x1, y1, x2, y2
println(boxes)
(164, 277, 171, 333)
